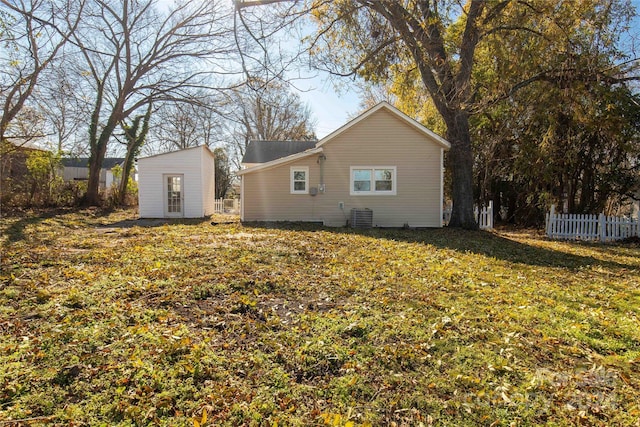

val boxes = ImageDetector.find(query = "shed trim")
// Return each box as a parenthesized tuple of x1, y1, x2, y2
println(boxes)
(137, 145, 215, 162)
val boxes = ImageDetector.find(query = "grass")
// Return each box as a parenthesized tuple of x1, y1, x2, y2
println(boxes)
(1, 208, 639, 426)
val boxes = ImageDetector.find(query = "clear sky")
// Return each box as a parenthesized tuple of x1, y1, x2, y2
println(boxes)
(294, 77, 362, 139)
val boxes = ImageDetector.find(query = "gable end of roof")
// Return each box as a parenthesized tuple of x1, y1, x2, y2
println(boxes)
(317, 101, 451, 150)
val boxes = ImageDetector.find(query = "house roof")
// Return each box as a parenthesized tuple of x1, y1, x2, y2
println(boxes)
(237, 147, 323, 176)
(61, 158, 125, 169)
(237, 102, 451, 176)
(241, 140, 318, 164)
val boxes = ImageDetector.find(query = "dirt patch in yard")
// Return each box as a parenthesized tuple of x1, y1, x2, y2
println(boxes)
(172, 294, 338, 329)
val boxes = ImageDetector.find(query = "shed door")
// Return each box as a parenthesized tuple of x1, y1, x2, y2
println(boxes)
(164, 174, 184, 217)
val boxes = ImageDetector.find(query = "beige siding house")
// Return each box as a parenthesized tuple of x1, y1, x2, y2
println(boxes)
(138, 145, 215, 218)
(238, 102, 450, 227)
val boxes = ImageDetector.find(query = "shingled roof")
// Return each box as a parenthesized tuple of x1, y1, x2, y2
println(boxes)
(241, 140, 317, 164)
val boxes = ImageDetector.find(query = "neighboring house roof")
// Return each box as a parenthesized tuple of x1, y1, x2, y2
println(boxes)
(238, 101, 451, 176)
(242, 140, 318, 164)
(61, 158, 125, 169)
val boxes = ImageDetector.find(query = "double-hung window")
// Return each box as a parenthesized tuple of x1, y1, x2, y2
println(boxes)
(290, 166, 309, 194)
(350, 166, 396, 195)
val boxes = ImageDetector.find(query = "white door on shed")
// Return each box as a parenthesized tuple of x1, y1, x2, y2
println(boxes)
(164, 174, 184, 217)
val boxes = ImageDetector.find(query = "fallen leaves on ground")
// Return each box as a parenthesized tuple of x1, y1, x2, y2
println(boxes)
(1, 209, 639, 426)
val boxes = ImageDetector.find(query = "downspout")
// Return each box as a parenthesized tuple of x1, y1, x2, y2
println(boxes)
(440, 148, 444, 227)
(240, 174, 245, 221)
(317, 152, 326, 193)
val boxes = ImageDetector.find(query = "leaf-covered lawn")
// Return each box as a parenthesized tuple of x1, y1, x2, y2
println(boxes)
(1, 209, 639, 426)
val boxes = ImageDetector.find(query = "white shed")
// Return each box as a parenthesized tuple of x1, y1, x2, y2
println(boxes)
(137, 146, 216, 218)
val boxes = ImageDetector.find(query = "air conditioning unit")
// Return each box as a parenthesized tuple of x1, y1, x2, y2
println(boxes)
(350, 208, 373, 228)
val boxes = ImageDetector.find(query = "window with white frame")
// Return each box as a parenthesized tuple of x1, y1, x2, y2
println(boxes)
(290, 166, 309, 194)
(350, 166, 396, 195)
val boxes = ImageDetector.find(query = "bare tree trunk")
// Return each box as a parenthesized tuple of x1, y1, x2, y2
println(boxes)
(117, 148, 136, 206)
(117, 104, 151, 206)
(85, 134, 110, 206)
(86, 115, 119, 206)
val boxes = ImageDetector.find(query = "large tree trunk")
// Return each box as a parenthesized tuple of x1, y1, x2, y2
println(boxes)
(85, 118, 118, 206)
(445, 110, 478, 230)
(85, 139, 108, 206)
(84, 78, 123, 206)
(117, 148, 135, 206)
(117, 105, 151, 206)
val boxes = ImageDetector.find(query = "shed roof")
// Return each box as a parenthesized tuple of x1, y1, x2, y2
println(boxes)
(60, 158, 125, 169)
(136, 145, 215, 162)
(241, 140, 318, 164)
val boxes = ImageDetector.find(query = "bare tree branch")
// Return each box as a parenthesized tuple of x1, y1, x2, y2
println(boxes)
(71, 0, 237, 205)
(0, 0, 84, 143)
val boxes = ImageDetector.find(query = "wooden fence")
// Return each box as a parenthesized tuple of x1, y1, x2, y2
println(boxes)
(443, 201, 494, 230)
(545, 205, 640, 242)
(214, 199, 240, 214)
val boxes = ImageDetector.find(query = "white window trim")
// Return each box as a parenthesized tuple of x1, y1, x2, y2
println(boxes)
(290, 166, 309, 194)
(350, 166, 397, 196)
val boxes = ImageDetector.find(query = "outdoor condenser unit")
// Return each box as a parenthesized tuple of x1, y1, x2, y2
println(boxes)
(350, 208, 373, 228)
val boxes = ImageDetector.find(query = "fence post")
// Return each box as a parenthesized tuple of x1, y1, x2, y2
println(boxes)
(546, 205, 555, 238)
(599, 212, 606, 243)
(488, 200, 494, 230)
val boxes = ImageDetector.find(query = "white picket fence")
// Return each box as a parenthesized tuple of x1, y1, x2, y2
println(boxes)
(443, 201, 494, 230)
(475, 201, 494, 230)
(546, 205, 640, 242)
(214, 198, 240, 214)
